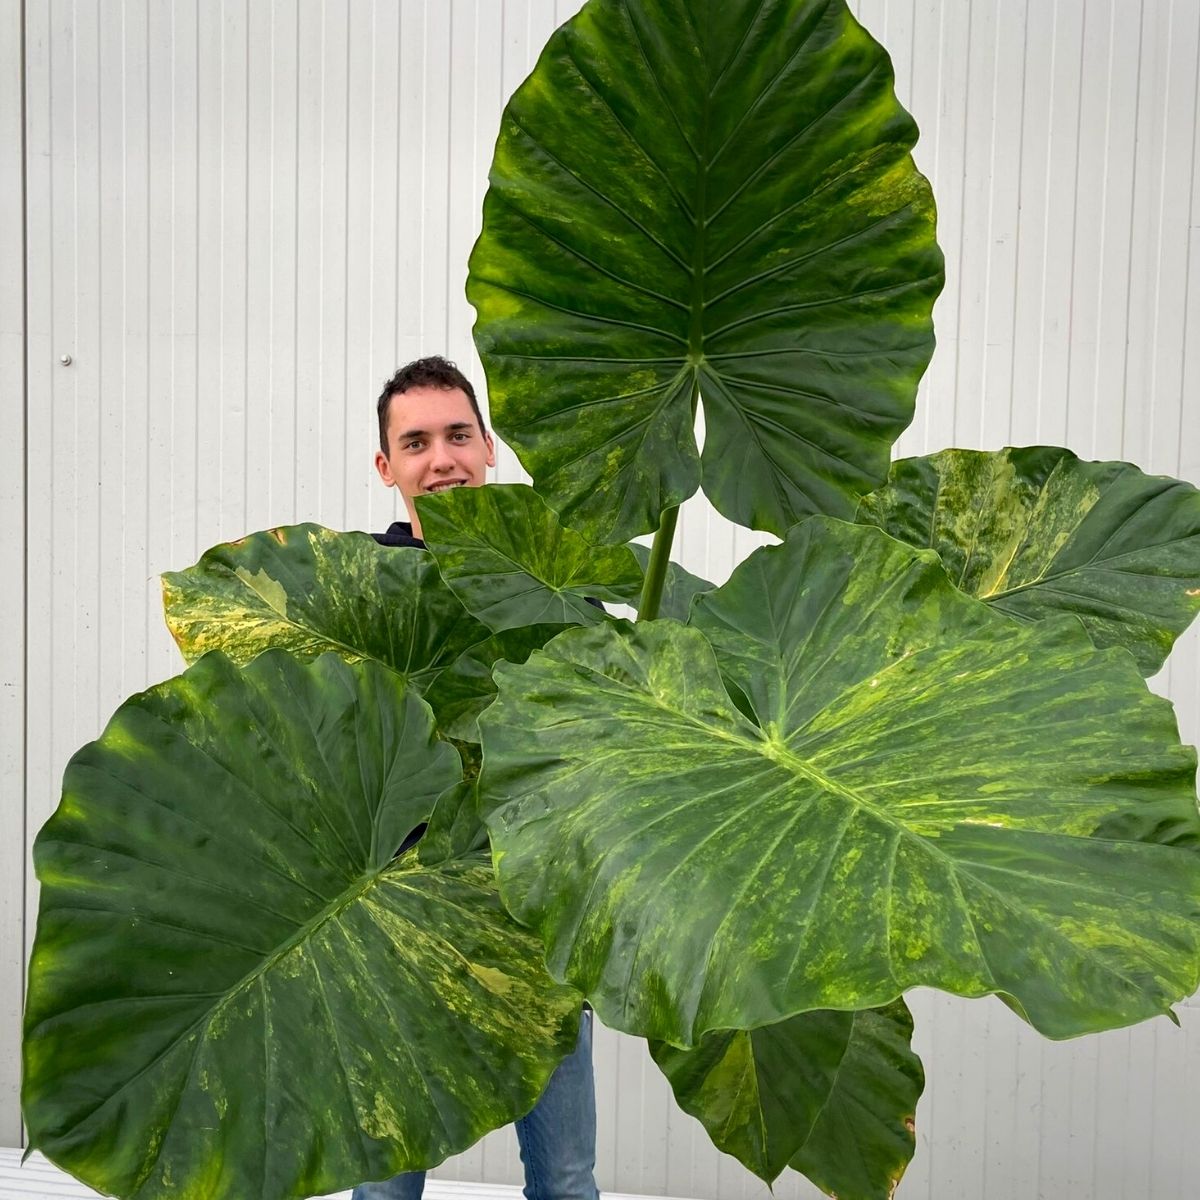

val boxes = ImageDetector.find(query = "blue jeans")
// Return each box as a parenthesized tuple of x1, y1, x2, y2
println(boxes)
(352, 1009, 598, 1200)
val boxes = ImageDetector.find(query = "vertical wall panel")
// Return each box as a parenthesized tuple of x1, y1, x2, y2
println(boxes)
(343, 0, 395, 533)
(901, 0, 970, 459)
(24, 0, 108, 1007)
(10, 2, 1200, 1197)
(317, 0, 350, 527)
(170, 0, 201, 591)
(20, 0, 51, 1038)
(0, 0, 25, 1152)
(293, 0, 325, 528)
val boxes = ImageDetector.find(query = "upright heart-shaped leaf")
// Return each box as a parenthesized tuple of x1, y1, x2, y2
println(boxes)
(479, 520, 1200, 1046)
(23, 652, 582, 1200)
(469, 0, 943, 543)
(652, 1001, 921, 1198)
(856, 446, 1200, 675)
(418, 484, 642, 630)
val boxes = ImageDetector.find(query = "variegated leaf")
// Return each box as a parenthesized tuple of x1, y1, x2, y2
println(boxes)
(479, 519, 1200, 1046)
(161, 523, 557, 738)
(468, 0, 943, 543)
(652, 1001, 921, 1197)
(23, 651, 582, 1200)
(855, 446, 1200, 675)
(417, 484, 642, 630)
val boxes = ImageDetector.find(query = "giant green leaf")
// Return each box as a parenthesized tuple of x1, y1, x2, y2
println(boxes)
(468, 0, 943, 544)
(417, 484, 643, 630)
(652, 1001, 920, 1197)
(161, 523, 554, 738)
(855, 446, 1200, 675)
(479, 519, 1200, 1046)
(23, 651, 582, 1200)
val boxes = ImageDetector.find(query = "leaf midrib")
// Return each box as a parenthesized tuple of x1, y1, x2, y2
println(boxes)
(200, 560, 489, 682)
(429, 515, 640, 599)
(575, 640, 1188, 959)
(981, 540, 1200, 603)
(55, 866, 396, 1147)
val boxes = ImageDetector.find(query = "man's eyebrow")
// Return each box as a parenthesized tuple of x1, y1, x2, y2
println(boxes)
(397, 421, 475, 439)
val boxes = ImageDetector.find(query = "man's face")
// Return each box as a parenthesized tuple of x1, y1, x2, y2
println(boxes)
(374, 385, 496, 535)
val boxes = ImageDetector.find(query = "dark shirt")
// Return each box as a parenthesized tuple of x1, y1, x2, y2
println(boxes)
(373, 520, 425, 550)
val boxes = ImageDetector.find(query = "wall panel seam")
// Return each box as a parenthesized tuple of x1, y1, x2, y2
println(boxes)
(17, 0, 29, 1151)
(1176, 4, 1200, 476)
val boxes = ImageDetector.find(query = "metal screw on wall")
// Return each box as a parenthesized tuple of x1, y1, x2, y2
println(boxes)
(59, 354, 72, 365)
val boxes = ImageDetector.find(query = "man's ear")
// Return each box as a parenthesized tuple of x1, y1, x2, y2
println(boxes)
(484, 432, 496, 469)
(375, 450, 396, 488)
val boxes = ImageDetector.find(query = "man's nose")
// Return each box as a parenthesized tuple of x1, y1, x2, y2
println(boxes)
(429, 440, 456, 470)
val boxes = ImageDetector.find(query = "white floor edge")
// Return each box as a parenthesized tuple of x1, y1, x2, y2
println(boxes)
(1, 1148, 669, 1200)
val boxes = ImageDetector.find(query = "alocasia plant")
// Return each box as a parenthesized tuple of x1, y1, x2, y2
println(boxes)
(22, 2, 1200, 1199)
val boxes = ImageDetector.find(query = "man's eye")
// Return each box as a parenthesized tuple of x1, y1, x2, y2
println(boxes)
(404, 440, 424, 451)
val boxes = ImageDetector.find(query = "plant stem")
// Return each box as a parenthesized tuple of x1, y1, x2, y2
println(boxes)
(637, 503, 680, 622)
(637, 376, 699, 622)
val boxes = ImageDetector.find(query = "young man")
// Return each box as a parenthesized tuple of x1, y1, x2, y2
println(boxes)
(357, 356, 599, 1200)
(372, 356, 496, 544)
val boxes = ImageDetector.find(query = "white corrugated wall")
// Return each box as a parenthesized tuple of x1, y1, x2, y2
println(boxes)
(0, 0, 27, 1161)
(3, 1, 1199, 1197)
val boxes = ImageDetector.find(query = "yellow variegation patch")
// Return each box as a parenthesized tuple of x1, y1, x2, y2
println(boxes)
(857, 446, 1200, 674)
